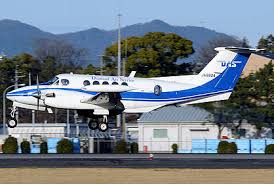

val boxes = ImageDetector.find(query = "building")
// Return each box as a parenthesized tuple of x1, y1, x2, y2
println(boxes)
(242, 53, 273, 78)
(137, 105, 272, 153)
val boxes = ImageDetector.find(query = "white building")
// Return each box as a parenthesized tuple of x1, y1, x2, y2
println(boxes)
(137, 105, 272, 153)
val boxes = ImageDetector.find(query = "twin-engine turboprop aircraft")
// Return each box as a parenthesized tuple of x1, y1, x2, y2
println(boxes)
(6, 47, 263, 131)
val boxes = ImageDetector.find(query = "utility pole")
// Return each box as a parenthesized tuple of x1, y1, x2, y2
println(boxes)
(98, 55, 104, 75)
(122, 38, 127, 140)
(15, 65, 19, 122)
(117, 14, 122, 76)
(66, 109, 70, 137)
(74, 110, 79, 137)
(122, 39, 127, 76)
(29, 72, 35, 126)
(14, 65, 24, 123)
(116, 14, 122, 130)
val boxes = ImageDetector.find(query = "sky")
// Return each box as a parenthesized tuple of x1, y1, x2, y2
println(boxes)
(0, 0, 273, 46)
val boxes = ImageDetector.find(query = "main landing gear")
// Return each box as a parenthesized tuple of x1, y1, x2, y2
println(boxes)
(88, 115, 108, 132)
(7, 106, 18, 128)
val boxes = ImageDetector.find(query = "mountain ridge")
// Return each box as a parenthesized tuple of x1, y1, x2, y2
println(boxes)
(0, 19, 234, 66)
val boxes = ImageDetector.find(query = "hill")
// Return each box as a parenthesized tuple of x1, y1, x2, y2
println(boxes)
(0, 19, 234, 66)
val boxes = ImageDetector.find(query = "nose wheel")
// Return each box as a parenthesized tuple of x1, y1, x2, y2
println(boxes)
(7, 106, 18, 128)
(7, 118, 17, 128)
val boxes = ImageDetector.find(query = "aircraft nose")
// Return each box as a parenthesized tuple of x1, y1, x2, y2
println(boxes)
(6, 87, 27, 101)
(6, 90, 16, 101)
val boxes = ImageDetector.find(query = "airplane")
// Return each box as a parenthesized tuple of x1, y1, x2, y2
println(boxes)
(6, 47, 264, 131)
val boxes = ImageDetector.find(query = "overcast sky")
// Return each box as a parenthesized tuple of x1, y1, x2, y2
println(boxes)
(1, 0, 273, 46)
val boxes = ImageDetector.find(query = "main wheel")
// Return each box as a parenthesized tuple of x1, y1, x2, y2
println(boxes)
(88, 121, 98, 130)
(98, 122, 108, 132)
(7, 118, 17, 128)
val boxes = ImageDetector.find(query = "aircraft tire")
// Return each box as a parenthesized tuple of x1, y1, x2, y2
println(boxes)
(88, 121, 98, 130)
(7, 118, 17, 128)
(98, 122, 108, 132)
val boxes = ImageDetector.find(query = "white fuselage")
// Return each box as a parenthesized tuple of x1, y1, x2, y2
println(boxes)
(7, 74, 202, 113)
(6, 47, 253, 115)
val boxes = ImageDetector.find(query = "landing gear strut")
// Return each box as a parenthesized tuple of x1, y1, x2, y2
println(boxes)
(88, 115, 109, 132)
(7, 106, 18, 128)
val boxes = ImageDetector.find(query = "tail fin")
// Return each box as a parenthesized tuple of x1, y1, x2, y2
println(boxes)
(198, 47, 263, 90)
(182, 47, 264, 105)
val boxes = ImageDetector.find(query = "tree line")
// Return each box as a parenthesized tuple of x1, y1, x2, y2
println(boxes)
(0, 32, 272, 130)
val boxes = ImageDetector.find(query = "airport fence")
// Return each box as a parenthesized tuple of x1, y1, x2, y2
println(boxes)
(138, 139, 274, 154)
(1, 131, 274, 154)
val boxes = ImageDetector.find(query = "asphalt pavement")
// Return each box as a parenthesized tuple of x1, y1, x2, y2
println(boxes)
(0, 154, 274, 168)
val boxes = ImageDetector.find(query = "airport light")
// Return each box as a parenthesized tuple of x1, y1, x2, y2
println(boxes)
(2, 83, 25, 135)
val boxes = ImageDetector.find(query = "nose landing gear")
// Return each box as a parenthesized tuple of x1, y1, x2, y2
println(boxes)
(7, 106, 18, 128)
(88, 115, 109, 132)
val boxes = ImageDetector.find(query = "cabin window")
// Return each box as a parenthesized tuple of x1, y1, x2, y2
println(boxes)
(93, 81, 100, 85)
(121, 82, 128, 86)
(112, 82, 118, 85)
(153, 129, 168, 138)
(154, 85, 162, 96)
(61, 79, 69, 86)
(102, 81, 109, 85)
(83, 80, 90, 86)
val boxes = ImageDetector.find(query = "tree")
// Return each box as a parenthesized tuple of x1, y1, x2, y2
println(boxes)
(206, 101, 239, 139)
(257, 34, 274, 53)
(104, 32, 194, 77)
(241, 37, 251, 48)
(33, 38, 88, 66)
(245, 62, 274, 131)
(78, 64, 97, 75)
(2, 136, 18, 153)
(194, 36, 244, 72)
(201, 62, 273, 138)
(57, 139, 73, 154)
(20, 140, 31, 154)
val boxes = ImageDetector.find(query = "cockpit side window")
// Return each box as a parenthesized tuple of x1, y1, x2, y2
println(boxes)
(54, 80, 59, 85)
(61, 79, 69, 86)
(47, 76, 59, 85)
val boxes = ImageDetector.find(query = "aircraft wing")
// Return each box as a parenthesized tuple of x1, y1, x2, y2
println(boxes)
(80, 85, 136, 111)
(81, 92, 125, 111)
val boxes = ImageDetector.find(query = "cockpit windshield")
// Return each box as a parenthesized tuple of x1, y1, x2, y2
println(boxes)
(47, 76, 59, 85)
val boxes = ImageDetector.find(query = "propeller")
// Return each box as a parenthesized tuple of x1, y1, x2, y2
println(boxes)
(32, 75, 41, 110)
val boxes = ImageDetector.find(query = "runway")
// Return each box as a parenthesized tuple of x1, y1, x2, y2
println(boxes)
(1, 154, 274, 168)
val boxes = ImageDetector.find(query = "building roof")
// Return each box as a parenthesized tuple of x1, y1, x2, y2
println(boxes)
(138, 105, 213, 123)
(256, 52, 274, 60)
